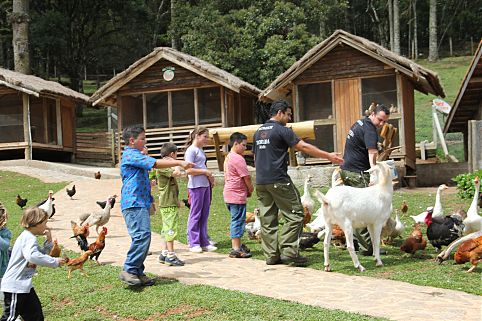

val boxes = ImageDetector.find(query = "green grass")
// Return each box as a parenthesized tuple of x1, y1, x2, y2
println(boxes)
(414, 56, 471, 161)
(153, 178, 482, 296)
(0, 171, 381, 320)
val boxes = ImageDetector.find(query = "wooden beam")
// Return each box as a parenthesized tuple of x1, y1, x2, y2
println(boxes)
(22, 93, 31, 160)
(168, 91, 173, 128)
(142, 93, 147, 129)
(42, 98, 48, 143)
(212, 131, 224, 171)
(0, 80, 39, 97)
(220, 87, 226, 127)
(0, 142, 28, 150)
(194, 88, 199, 126)
(56, 98, 62, 146)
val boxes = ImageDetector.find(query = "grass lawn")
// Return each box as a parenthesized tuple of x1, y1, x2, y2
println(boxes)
(0, 171, 382, 320)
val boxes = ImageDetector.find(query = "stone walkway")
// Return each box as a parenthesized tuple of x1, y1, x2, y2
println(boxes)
(1, 162, 481, 321)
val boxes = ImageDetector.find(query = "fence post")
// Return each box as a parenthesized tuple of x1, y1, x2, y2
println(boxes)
(111, 129, 116, 167)
(468, 120, 482, 172)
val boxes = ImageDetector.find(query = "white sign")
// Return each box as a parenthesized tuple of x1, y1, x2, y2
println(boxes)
(432, 98, 451, 114)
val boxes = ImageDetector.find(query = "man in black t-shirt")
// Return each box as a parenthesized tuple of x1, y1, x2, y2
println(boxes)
(253, 100, 343, 266)
(340, 104, 390, 255)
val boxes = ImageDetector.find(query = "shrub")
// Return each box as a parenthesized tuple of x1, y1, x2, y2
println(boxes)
(452, 169, 482, 199)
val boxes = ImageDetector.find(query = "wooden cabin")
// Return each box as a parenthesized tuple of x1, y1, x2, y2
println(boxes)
(260, 30, 445, 174)
(90, 47, 261, 160)
(0, 68, 89, 161)
(444, 40, 482, 171)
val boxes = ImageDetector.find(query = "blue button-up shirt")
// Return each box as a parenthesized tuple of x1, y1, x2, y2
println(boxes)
(120, 146, 156, 210)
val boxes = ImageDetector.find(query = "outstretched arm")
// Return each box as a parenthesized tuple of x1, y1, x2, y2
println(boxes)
(294, 140, 344, 165)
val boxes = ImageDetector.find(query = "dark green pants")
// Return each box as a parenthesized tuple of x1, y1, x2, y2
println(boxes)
(340, 169, 372, 253)
(256, 179, 304, 259)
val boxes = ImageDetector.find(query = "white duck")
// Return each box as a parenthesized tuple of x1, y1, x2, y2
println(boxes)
(463, 176, 482, 234)
(300, 174, 314, 214)
(381, 210, 405, 244)
(38, 190, 54, 218)
(433, 184, 448, 218)
(411, 207, 432, 223)
(245, 208, 261, 241)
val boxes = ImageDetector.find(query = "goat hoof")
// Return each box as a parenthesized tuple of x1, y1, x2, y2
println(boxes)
(376, 261, 383, 267)
(324, 265, 331, 272)
(357, 265, 366, 272)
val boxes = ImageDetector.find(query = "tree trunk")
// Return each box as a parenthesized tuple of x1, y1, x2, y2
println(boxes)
(170, 0, 180, 50)
(11, 0, 30, 74)
(393, 0, 400, 54)
(388, 0, 394, 50)
(428, 0, 438, 61)
(413, 0, 418, 59)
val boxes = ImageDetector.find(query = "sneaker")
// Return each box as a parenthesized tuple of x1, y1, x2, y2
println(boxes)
(138, 275, 155, 286)
(119, 270, 142, 286)
(240, 244, 251, 254)
(189, 246, 203, 253)
(164, 255, 185, 266)
(280, 255, 308, 266)
(159, 253, 166, 263)
(208, 238, 217, 246)
(202, 244, 217, 252)
(229, 249, 252, 258)
(266, 257, 282, 265)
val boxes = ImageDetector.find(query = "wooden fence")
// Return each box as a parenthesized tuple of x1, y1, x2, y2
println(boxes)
(75, 130, 117, 166)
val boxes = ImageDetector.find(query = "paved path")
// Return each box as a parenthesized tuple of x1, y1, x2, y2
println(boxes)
(1, 164, 481, 321)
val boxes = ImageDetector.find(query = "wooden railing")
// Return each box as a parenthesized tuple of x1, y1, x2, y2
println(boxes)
(75, 130, 117, 166)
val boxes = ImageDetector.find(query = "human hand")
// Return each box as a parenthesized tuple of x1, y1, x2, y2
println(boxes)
(57, 257, 68, 266)
(179, 161, 194, 169)
(328, 152, 344, 165)
(150, 179, 157, 187)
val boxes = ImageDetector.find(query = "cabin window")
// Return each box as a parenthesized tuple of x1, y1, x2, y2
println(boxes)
(146, 92, 168, 128)
(298, 82, 333, 120)
(0, 94, 23, 143)
(121, 95, 143, 127)
(311, 124, 335, 152)
(198, 87, 221, 125)
(361, 75, 397, 114)
(172, 89, 195, 126)
(386, 119, 400, 148)
(45, 98, 57, 145)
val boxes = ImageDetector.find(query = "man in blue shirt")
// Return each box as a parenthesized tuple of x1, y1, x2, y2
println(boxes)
(119, 126, 192, 286)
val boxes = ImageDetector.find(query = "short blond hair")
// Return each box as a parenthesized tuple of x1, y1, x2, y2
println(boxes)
(0, 203, 7, 228)
(21, 207, 48, 229)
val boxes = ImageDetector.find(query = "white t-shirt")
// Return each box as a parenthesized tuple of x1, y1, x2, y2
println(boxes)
(1, 230, 58, 293)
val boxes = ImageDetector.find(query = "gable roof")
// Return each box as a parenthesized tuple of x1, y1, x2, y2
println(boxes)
(90, 47, 261, 106)
(260, 29, 445, 101)
(0, 68, 89, 103)
(443, 40, 482, 133)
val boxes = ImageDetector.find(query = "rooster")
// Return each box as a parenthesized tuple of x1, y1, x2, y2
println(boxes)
(70, 221, 90, 251)
(49, 239, 61, 257)
(400, 223, 427, 255)
(66, 250, 93, 278)
(66, 185, 76, 199)
(94, 171, 101, 179)
(400, 200, 408, 215)
(16, 194, 28, 209)
(425, 208, 464, 251)
(454, 235, 482, 273)
(88, 226, 107, 264)
(80, 195, 116, 234)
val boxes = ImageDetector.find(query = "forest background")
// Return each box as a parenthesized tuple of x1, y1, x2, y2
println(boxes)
(1, 0, 481, 95)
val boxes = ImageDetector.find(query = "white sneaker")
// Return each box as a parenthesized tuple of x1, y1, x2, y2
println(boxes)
(202, 245, 217, 252)
(208, 238, 217, 246)
(189, 246, 203, 253)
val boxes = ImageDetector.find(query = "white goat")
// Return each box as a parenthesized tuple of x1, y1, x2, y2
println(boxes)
(314, 162, 393, 272)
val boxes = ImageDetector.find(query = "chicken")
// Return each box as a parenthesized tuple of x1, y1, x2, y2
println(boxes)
(70, 220, 90, 251)
(454, 235, 482, 272)
(88, 226, 108, 264)
(49, 239, 61, 257)
(411, 207, 431, 223)
(303, 205, 312, 227)
(66, 185, 76, 199)
(364, 102, 377, 116)
(96, 195, 117, 210)
(400, 200, 408, 215)
(400, 223, 427, 255)
(381, 211, 405, 245)
(300, 175, 314, 214)
(299, 232, 320, 250)
(16, 194, 28, 209)
(245, 209, 261, 242)
(245, 208, 259, 224)
(81, 195, 116, 234)
(66, 250, 93, 278)
(425, 208, 464, 251)
(37, 190, 54, 218)
(181, 199, 190, 208)
(94, 171, 101, 179)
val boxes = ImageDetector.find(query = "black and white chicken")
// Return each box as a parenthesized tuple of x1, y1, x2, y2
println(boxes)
(424, 208, 464, 251)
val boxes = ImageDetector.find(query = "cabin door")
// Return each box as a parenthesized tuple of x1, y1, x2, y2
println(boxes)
(334, 78, 361, 153)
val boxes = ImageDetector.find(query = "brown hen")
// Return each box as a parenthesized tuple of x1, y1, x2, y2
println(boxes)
(66, 250, 93, 278)
(454, 235, 482, 272)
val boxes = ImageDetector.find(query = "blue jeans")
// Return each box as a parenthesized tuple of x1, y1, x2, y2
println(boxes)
(226, 203, 246, 239)
(122, 207, 151, 276)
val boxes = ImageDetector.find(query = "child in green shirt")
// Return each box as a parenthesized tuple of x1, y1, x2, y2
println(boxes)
(151, 143, 185, 266)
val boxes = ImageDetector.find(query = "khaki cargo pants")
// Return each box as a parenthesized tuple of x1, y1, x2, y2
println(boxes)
(256, 179, 304, 259)
(340, 169, 373, 253)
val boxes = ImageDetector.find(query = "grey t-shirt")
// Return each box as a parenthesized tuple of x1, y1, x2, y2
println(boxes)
(253, 120, 300, 184)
